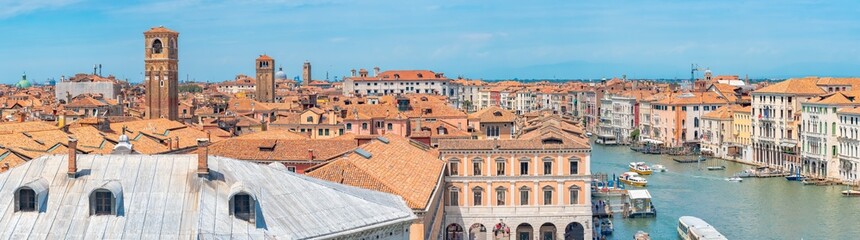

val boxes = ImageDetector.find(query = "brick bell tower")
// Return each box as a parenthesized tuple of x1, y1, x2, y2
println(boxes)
(144, 26, 179, 120)
(255, 55, 275, 103)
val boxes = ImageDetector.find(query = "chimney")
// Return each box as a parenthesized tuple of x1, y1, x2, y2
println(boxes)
(373, 67, 380, 77)
(1, 163, 8, 172)
(166, 138, 173, 151)
(197, 139, 209, 177)
(351, 69, 357, 77)
(261, 120, 268, 131)
(68, 137, 78, 178)
(308, 149, 314, 160)
(175, 136, 180, 149)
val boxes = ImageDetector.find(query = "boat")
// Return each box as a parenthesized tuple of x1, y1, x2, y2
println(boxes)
(652, 164, 667, 172)
(619, 172, 648, 187)
(706, 166, 726, 171)
(586, 132, 593, 137)
(735, 169, 754, 178)
(624, 190, 656, 218)
(634, 231, 651, 240)
(677, 216, 727, 240)
(842, 190, 860, 196)
(785, 168, 804, 181)
(599, 219, 613, 235)
(629, 162, 653, 175)
(801, 179, 815, 185)
(674, 156, 707, 163)
(725, 177, 742, 182)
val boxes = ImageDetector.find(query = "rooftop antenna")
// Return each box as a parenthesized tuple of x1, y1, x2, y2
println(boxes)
(98, 64, 102, 76)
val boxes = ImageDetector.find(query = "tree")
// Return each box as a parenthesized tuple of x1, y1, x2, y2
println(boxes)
(179, 84, 202, 93)
(463, 100, 473, 112)
(630, 128, 640, 140)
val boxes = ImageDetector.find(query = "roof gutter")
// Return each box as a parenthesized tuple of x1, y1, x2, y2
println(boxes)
(307, 214, 416, 240)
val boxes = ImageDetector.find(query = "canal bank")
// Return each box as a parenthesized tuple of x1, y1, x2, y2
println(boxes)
(591, 144, 860, 239)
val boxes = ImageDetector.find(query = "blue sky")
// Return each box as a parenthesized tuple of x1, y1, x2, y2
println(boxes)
(2, 0, 860, 84)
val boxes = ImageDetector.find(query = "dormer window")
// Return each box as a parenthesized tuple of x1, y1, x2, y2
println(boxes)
(417, 73, 423, 78)
(230, 192, 256, 223)
(88, 181, 122, 216)
(16, 188, 36, 212)
(393, 74, 400, 79)
(92, 190, 114, 215)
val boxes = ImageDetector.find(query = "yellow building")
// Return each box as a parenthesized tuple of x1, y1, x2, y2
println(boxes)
(732, 106, 753, 163)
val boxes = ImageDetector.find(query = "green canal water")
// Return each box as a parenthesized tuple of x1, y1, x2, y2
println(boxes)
(591, 144, 860, 240)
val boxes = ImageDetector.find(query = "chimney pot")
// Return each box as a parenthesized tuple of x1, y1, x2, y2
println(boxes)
(308, 149, 314, 160)
(197, 139, 209, 177)
(1, 163, 9, 172)
(68, 137, 78, 178)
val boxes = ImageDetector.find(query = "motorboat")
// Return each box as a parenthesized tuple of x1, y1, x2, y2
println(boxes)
(586, 132, 593, 137)
(725, 177, 742, 182)
(801, 179, 815, 185)
(735, 169, 754, 178)
(652, 164, 667, 172)
(619, 172, 648, 187)
(599, 219, 613, 235)
(629, 162, 653, 175)
(842, 190, 860, 197)
(677, 216, 727, 240)
(706, 166, 726, 171)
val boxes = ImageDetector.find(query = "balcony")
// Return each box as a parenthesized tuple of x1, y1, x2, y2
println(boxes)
(445, 205, 591, 218)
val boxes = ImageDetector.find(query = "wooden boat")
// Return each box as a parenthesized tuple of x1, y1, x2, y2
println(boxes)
(619, 172, 648, 187)
(629, 162, 653, 175)
(801, 179, 815, 185)
(785, 168, 804, 181)
(706, 166, 726, 171)
(841, 190, 860, 197)
(674, 156, 707, 163)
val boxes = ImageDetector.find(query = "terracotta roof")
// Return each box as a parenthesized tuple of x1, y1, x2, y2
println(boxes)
(145, 26, 178, 34)
(838, 106, 860, 115)
(235, 129, 308, 140)
(468, 106, 516, 123)
(208, 138, 356, 162)
(702, 105, 741, 120)
(306, 134, 444, 210)
(256, 54, 273, 60)
(654, 92, 730, 105)
(0, 122, 57, 134)
(346, 70, 448, 81)
(808, 92, 860, 105)
(754, 78, 825, 95)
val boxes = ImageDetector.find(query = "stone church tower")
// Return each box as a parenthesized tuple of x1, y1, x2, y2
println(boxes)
(302, 61, 311, 87)
(144, 26, 179, 120)
(255, 55, 275, 102)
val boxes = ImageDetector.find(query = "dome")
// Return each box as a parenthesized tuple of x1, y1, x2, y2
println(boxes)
(15, 74, 31, 88)
(275, 67, 287, 80)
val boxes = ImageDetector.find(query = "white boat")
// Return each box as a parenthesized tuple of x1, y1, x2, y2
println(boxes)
(725, 177, 742, 182)
(677, 216, 727, 240)
(652, 164, 667, 172)
(619, 172, 648, 187)
(842, 190, 860, 197)
(735, 169, 754, 178)
(629, 162, 653, 175)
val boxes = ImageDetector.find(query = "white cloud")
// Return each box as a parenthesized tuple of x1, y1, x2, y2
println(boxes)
(0, 0, 80, 19)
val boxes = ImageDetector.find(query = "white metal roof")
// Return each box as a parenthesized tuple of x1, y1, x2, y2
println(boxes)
(627, 189, 652, 199)
(0, 154, 415, 239)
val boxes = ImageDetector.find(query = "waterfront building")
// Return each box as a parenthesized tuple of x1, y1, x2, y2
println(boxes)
(438, 118, 592, 240)
(800, 91, 860, 178)
(731, 106, 754, 163)
(0, 139, 415, 239)
(701, 105, 741, 160)
(343, 68, 453, 97)
(651, 92, 730, 148)
(837, 107, 860, 182)
(751, 78, 825, 171)
(307, 134, 446, 240)
(143, 26, 179, 120)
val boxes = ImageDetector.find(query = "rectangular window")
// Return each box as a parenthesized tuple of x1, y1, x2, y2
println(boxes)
(570, 160, 579, 175)
(520, 162, 529, 175)
(18, 190, 35, 212)
(570, 189, 579, 204)
(496, 190, 506, 206)
(286, 166, 296, 172)
(233, 194, 252, 221)
(94, 191, 112, 215)
(497, 162, 506, 175)
(543, 190, 553, 205)
(543, 161, 552, 175)
(473, 191, 482, 206)
(318, 129, 323, 136)
(450, 162, 459, 175)
(449, 190, 459, 206)
(520, 190, 529, 205)
(473, 162, 482, 176)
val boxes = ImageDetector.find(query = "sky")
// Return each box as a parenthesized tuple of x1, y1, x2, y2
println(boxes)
(2, 0, 860, 84)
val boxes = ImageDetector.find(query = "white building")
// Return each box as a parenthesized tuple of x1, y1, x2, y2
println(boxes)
(837, 107, 860, 182)
(801, 92, 860, 179)
(751, 78, 825, 171)
(343, 69, 453, 97)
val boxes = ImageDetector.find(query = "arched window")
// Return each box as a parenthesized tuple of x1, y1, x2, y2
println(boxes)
(152, 39, 163, 54)
(89, 181, 122, 216)
(519, 186, 530, 205)
(448, 187, 460, 206)
(15, 188, 36, 212)
(495, 187, 507, 206)
(694, 117, 699, 127)
(387, 123, 393, 131)
(472, 157, 483, 176)
(569, 186, 580, 205)
(361, 123, 368, 130)
(231, 193, 256, 222)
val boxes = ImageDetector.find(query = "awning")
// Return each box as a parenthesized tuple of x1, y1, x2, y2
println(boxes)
(641, 139, 664, 145)
(700, 148, 713, 153)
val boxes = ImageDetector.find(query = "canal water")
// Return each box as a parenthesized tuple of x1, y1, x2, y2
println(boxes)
(591, 144, 860, 239)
